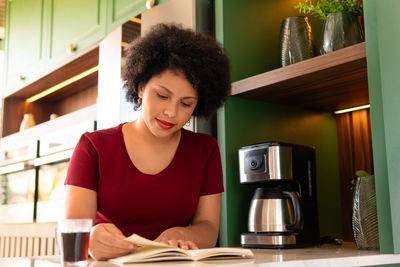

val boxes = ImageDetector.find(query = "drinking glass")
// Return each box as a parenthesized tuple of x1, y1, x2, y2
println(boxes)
(57, 219, 92, 266)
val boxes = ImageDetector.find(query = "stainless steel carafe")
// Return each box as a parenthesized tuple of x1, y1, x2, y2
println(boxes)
(248, 186, 303, 233)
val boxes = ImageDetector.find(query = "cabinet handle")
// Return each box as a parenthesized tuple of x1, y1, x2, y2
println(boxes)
(66, 43, 76, 54)
(146, 0, 155, 9)
(18, 74, 26, 81)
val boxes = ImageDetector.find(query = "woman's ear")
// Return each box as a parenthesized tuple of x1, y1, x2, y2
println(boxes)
(138, 85, 144, 98)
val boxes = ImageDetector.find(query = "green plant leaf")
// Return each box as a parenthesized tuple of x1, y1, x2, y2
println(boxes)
(294, 0, 363, 20)
(355, 170, 371, 177)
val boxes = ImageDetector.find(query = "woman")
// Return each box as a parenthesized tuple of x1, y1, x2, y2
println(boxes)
(64, 23, 230, 261)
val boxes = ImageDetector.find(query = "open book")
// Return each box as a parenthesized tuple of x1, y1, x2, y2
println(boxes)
(108, 234, 254, 264)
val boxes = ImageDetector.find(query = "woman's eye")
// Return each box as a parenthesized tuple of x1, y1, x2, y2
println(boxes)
(181, 102, 192, 107)
(157, 93, 168, 99)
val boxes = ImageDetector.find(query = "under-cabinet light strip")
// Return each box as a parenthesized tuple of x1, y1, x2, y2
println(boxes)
(26, 65, 99, 103)
(334, 104, 370, 114)
(130, 17, 142, 24)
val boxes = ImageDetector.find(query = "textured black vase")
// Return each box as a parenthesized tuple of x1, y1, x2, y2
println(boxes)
(320, 12, 364, 54)
(279, 16, 316, 67)
(352, 175, 380, 250)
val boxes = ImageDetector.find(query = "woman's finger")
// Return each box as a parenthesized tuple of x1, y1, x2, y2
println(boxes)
(166, 240, 199, 250)
(177, 240, 188, 250)
(167, 240, 178, 247)
(177, 240, 198, 250)
(186, 241, 199, 250)
(156, 238, 199, 250)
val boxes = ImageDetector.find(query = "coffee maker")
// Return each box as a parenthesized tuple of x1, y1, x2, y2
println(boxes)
(239, 142, 319, 248)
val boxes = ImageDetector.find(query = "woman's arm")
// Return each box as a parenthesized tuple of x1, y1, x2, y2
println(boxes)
(65, 185, 97, 220)
(154, 193, 221, 249)
(65, 185, 136, 260)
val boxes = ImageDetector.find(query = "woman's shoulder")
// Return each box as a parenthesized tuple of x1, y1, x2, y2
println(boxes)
(82, 123, 123, 144)
(179, 130, 221, 166)
(181, 129, 218, 147)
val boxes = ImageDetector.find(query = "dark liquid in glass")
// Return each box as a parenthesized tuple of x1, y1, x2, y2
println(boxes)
(61, 232, 90, 262)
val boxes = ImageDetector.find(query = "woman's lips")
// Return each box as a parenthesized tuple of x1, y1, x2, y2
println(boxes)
(156, 119, 175, 130)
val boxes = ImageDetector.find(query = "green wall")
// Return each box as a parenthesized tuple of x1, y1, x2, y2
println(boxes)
(216, 0, 323, 82)
(216, 0, 342, 246)
(364, 0, 400, 254)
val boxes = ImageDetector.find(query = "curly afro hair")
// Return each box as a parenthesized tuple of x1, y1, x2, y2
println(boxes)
(122, 23, 231, 118)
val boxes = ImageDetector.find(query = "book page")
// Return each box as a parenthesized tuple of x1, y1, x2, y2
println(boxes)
(109, 247, 191, 264)
(109, 234, 192, 264)
(125, 234, 173, 248)
(111, 234, 254, 263)
(187, 247, 254, 261)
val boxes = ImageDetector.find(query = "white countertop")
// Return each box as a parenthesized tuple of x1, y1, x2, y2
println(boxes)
(3, 243, 400, 267)
(249, 243, 400, 267)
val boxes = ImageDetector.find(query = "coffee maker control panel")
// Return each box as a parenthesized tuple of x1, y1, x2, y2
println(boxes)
(244, 149, 267, 174)
(239, 143, 293, 183)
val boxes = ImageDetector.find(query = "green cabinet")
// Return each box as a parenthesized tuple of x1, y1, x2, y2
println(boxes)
(4, 0, 107, 94)
(47, 0, 107, 67)
(106, 0, 171, 34)
(106, 0, 146, 33)
(4, 0, 46, 90)
(364, 0, 400, 254)
(3, 0, 150, 94)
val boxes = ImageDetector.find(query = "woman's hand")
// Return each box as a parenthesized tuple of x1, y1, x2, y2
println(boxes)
(153, 194, 222, 250)
(89, 223, 137, 260)
(157, 239, 199, 250)
(154, 228, 199, 250)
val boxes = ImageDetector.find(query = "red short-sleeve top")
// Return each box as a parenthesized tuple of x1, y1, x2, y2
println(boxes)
(64, 124, 224, 240)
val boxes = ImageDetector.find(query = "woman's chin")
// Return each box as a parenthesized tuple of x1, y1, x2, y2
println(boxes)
(150, 125, 179, 138)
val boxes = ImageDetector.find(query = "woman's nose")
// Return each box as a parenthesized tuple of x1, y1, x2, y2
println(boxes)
(163, 102, 177, 118)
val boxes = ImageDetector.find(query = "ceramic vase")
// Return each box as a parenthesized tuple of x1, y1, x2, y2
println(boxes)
(320, 11, 364, 54)
(19, 113, 36, 132)
(351, 175, 380, 249)
(279, 16, 316, 67)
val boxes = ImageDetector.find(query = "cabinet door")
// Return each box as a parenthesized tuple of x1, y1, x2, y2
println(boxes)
(47, 0, 106, 66)
(107, 0, 147, 33)
(4, 0, 46, 92)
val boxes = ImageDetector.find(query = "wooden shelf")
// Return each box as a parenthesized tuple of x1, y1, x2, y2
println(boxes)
(2, 48, 99, 137)
(0, 104, 97, 147)
(231, 42, 368, 112)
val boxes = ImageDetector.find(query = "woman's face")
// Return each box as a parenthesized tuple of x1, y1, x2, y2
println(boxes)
(138, 69, 198, 138)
